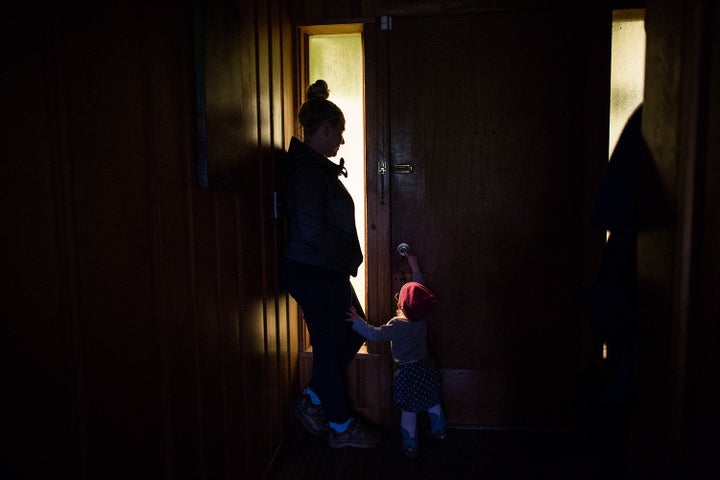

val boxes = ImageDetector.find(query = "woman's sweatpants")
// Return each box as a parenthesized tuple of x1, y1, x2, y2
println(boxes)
(283, 262, 365, 423)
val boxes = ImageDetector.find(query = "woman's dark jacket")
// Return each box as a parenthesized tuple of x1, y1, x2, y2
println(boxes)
(281, 137, 363, 276)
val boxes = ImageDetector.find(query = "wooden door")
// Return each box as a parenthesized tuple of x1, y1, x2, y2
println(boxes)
(386, 9, 609, 428)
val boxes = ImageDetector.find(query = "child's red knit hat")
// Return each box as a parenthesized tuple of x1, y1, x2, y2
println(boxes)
(398, 282, 437, 321)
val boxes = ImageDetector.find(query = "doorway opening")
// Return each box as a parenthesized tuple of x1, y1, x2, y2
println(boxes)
(296, 28, 386, 425)
(609, 9, 646, 157)
(601, 8, 646, 361)
(301, 25, 366, 311)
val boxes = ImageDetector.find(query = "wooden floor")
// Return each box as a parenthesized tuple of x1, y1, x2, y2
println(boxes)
(266, 409, 629, 480)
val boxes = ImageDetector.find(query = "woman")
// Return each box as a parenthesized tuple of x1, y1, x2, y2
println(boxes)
(281, 80, 379, 449)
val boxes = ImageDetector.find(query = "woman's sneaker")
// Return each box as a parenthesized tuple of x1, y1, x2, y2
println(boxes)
(292, 394, 329, 436)
(327, 418, 381, 448)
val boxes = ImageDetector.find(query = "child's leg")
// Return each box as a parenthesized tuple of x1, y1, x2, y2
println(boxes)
(401, 410, 418, 438)
(428, 404, 443, 417)
(400, 410, 419, 458)
(427, 404, 447, 441)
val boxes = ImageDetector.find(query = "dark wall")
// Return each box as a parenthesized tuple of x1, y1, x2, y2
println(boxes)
(630, 0, 719, 478)
(4, 1, 298, 478)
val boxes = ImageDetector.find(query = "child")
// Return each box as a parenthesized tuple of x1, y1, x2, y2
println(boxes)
(346, 251, 447, 458)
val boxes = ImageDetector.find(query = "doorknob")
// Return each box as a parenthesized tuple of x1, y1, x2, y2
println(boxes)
(391, 164, 413, 174)
(397, 243, 410, 256)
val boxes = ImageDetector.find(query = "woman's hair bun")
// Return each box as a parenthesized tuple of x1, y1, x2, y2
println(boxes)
(298, 79, 343, 134)
(306, 79, 330, 100)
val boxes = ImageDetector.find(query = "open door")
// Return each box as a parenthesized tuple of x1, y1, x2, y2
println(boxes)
(385, 8, 610, 428)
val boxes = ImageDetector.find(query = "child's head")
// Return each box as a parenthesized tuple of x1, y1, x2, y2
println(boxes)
(397, 282, 437, 321)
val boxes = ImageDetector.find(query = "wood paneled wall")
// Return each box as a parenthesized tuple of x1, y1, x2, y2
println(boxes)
(5, 1, 297, 478)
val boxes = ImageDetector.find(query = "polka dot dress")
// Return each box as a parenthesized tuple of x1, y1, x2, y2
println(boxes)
(393, 357, 442, 412)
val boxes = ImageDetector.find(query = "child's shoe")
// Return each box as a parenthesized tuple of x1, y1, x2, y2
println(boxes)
(400, 428, 419, 459)
(428, 411, 447, 441)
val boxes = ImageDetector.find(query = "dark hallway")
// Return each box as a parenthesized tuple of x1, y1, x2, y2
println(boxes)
(5, 1, 718, 479)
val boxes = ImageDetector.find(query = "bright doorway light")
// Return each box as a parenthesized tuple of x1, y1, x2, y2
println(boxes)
(609, 9, 646, 158)
(308, 33, 366, 309)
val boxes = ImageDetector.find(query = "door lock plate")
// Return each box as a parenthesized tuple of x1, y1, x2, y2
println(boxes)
(391, 164, 413, 174)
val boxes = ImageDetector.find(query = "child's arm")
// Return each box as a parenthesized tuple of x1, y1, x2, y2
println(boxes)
(346, 306, 397, 341)
(406, 252, 425, 284)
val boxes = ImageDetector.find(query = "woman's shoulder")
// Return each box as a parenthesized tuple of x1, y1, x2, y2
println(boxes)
(286, 138, 343, 176)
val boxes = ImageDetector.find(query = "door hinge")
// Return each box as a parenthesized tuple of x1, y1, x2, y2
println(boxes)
(380, 15, 392, 31)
